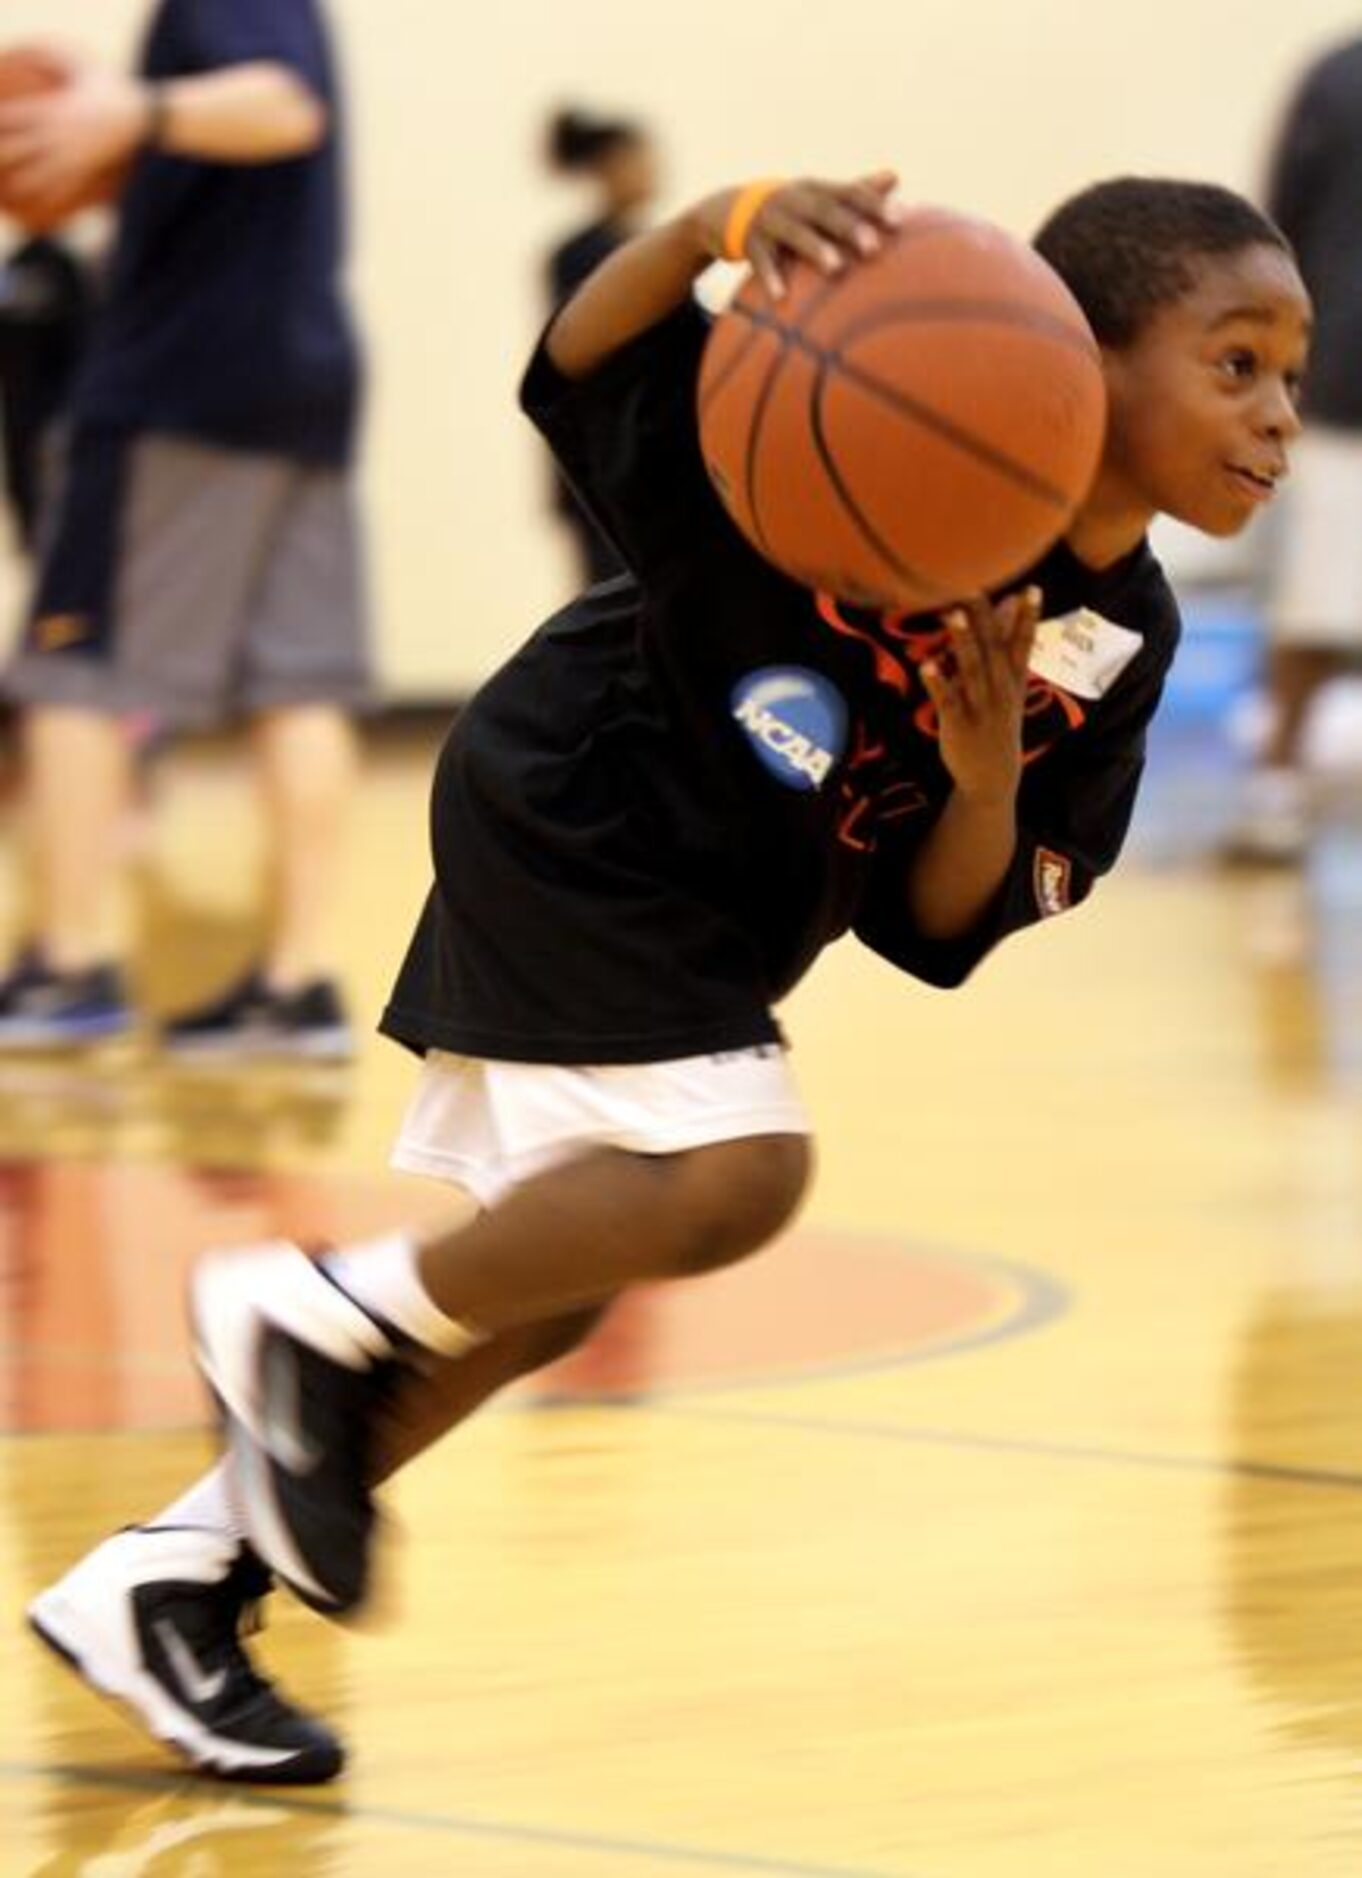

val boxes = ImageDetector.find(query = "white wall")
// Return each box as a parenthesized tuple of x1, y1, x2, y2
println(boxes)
(2, 0, 1356, 694)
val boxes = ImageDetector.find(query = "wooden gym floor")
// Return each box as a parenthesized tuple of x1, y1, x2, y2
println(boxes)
(1, 707, 1360, 1877)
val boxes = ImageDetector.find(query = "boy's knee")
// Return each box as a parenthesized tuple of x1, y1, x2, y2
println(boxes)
(664, 1134, 811, 1277)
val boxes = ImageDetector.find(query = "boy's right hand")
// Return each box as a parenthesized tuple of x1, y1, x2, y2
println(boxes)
(699, 173, 903, 300)
(920, 586, 1045, 806)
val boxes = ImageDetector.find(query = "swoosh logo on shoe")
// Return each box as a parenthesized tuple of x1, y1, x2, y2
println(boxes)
(260, 1335, 325, 1475)
(154, 1619, 229, 1705)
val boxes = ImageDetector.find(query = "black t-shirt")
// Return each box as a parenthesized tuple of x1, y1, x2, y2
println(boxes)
(381, 302, 1181, 1065)
(545, 216, 629, 531)
(70, 0, 360, 465)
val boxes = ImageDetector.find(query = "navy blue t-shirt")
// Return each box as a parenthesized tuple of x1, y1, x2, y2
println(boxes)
(71, 0, 360, 465)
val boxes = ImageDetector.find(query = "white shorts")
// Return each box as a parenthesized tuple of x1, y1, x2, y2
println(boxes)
(1269, 426, 1362, 648)
(390, 1046, 811, 1208)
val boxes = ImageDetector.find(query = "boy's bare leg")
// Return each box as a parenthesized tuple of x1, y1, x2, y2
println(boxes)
(23, 1303, 612, 1785)
(369, 1307, 607, 1481)
(411, 1137, 810, 1333)
(194, 1136, 811, 1612)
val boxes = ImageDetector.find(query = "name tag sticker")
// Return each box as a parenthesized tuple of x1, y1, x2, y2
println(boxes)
(1028, 608, 1142, 701)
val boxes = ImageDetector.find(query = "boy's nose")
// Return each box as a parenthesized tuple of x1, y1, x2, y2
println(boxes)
(1260, 382, 1303, 440)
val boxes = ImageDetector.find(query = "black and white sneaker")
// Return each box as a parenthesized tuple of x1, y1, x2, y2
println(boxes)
(160, 971, 353, 1061)
(27, 1526, 344, 1784)
(191, 1242, 401, 1617)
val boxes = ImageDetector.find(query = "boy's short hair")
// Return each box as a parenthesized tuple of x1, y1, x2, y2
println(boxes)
(1034, 178, 1291, 348)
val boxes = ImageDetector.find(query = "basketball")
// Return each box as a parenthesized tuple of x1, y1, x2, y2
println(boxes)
(697, 207, 1107, 611)
(0, 45, 126, 233)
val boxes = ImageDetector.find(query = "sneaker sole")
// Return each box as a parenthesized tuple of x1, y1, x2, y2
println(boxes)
(0, 1015, 136, 1049)
(27, 1590, 342, 1784)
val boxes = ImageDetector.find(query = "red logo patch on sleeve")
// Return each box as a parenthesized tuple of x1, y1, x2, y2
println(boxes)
(1033, 847, 1073, 917)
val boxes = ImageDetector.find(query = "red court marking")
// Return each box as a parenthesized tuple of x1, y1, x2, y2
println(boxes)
(0, 1161, 1029, 1433)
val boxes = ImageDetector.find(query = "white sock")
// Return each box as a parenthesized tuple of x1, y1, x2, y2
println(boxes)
(325, 1231, 483, 1358)
(143, 1460, 244, 1543)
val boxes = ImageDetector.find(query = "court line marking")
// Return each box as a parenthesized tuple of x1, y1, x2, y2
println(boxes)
(537, 1246, 1071, 1399)
(0, 1759, 931, 1878)
(650, 1401, 1362, 1493)
(0, 1225, 1350, 1493)
(3, 1397, 1356, 1498)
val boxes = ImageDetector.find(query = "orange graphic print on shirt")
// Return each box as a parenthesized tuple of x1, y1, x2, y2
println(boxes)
(814, 593, 1090, 854)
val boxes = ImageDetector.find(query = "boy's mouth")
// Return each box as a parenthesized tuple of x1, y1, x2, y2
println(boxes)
(1225, 461, 1281, 502)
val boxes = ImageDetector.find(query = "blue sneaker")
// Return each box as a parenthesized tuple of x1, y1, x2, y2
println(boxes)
(0, 952, 134, 1048)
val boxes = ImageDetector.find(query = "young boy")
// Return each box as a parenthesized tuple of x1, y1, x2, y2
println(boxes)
(27, 171, 1309, 1783)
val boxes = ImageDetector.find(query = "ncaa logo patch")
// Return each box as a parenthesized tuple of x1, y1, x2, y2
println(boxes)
(731, 667, 848, 792)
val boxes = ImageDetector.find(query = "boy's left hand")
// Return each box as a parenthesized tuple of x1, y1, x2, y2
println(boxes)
(919, 586, 1043, 804)
(701, 173, 903, 300)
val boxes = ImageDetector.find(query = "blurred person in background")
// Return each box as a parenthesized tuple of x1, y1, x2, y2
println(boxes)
(1227, 35, 1362, 863)
(0, 229, 94, 551)
(543, 105, 658, 589)
(0, 0, 369, 1055)
(0, 226, 95, 807)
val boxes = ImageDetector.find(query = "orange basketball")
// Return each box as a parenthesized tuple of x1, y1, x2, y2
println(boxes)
(697, 207, 1107, 611)
(0, 45, 127, 233)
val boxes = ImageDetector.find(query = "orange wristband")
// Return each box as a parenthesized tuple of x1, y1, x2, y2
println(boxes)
(721, 178, 786, 261)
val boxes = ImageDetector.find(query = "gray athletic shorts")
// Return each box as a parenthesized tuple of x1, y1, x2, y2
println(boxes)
(5, 428, 373, 725)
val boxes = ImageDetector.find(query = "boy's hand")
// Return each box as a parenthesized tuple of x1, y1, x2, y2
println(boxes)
(700, 173, 903, 300)
(919, 587, 1044, 805)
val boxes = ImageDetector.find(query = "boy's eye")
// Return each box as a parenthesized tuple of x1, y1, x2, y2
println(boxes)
(1219, 348, 1258, 382)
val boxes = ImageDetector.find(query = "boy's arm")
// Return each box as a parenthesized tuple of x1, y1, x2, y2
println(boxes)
(856, 589, 1178, 986)
(523, 173, 900, 580)
(546, 207, 725, 382)
(547, 174, 900, 382)
(900, 588, 1040, 940)
(901, 789, 1021, 941)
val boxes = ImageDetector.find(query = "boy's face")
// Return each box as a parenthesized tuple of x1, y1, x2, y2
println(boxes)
(1100, 244, 1311, 537)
